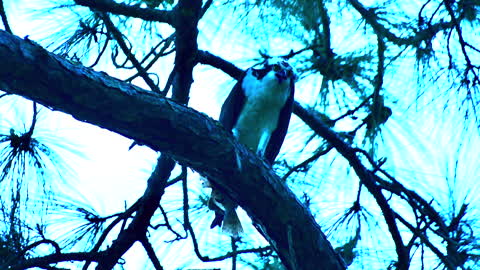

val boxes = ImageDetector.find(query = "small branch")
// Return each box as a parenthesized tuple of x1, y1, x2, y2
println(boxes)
(395, 212, 455, 269)
(99, 12, 161, 93)
(443, 0, 472, 69)
(443, 0, 480, 87)
(347, 0, 453, 47)
(126, 34, 175, 83)
(181, 175, 209, 261)
(166, 165, 187, 188)
(355, 148, 460, 268)
(281, 145, 333, 181)
(26, 102, 38, 137)
(200, 0, 213, 19)
(88, 35, 111, 68)
(181, 175, 272, 262)
(151, 204, 187, 242)
(231, 238, 237, 270)
(82, 200, 140, 270)
(162, 66, 176, 96)
(24, 239, 61, 254)
(74, 0, 173, 24)
(332, 94, 373, 123)
(196, 50, 244, 80)
(140, 236, 164, 270)
(0, 0, 12, 33)
(373, 34, 386, 102)
(356, 148, 450, 236)
(281, 46, 318, 59)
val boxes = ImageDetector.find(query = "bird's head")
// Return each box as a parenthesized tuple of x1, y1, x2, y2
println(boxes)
(264, 58, 297, 83)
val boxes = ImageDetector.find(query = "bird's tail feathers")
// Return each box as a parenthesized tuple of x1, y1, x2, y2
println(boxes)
(222, 209, 243, 238)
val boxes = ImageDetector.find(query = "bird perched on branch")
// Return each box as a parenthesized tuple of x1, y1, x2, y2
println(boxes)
(208, 58, 296, 237)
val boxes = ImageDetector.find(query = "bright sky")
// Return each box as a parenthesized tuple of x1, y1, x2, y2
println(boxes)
(2, 0, 480, 269)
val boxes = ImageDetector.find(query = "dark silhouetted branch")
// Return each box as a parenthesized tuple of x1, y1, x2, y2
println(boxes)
(0, 30, 345, 270)
(74, 0, 173, 24)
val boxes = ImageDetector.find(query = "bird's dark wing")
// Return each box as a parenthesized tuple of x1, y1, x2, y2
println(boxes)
(219, 74, 246, 131)
(264, 80, 295, 165)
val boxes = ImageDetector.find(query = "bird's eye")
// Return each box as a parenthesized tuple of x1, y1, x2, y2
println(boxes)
(272, 64, 281, 72)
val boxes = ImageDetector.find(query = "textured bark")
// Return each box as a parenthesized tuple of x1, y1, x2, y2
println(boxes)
(0, 31, 346, 270)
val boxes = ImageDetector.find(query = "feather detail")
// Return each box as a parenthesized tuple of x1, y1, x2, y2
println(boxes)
(222, 208, 243, 238)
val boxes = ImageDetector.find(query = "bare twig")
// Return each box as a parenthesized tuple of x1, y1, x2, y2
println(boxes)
(81, 199, 140, 270)
(181, 176, 272, 262)
(200, 0, 213, 19)
(151, 204, 187, 242)
(231, 238, 237, 270)
(281, 145, 333, 181)
(21, 239, 61, 255)
(26, 102, 38, 137)
(88, 34, 110, 68)
(99, 12, 162, 93)
(0, 0, 12, 33)
(140, 236, 164, 270)
(125, 34, 175, 83)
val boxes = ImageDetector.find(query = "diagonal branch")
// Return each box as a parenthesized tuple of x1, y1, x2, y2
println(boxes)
(293, 102, 409, 269)
(196, 50, 243, 79)
(0, 30, 345, 270)
(81, 200, 140, 270)
(94, 156, 174, 270)
(140, 236, 164, 270)
(99, 12, 162, 93)
(0, 0, 12, 34)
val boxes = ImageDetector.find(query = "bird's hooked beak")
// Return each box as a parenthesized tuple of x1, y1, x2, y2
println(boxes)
(275, 69, 288, 83)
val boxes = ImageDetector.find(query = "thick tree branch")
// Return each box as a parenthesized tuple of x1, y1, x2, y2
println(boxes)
(8, 251, 107, 270)
(0, 30, 345, 270)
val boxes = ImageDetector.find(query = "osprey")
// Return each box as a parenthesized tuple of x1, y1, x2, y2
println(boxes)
(209, 58, 296, 237)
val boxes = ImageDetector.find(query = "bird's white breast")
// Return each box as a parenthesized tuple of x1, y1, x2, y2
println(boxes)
(233, 69, 291, 153)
